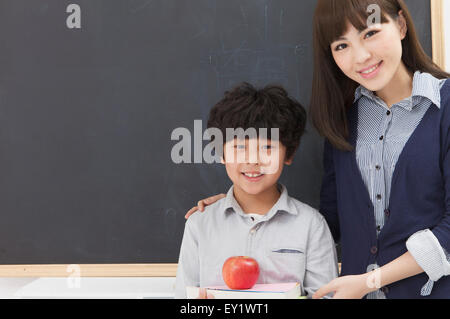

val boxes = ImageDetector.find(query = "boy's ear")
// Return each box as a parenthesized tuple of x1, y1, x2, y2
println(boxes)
(284, 156, 293, 165)
(284, 147, 297, 165)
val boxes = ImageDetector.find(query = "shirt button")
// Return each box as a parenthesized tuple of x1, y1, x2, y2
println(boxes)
(376, 225, 381, 231)
(376, 194, 382, 200)
(250, 217, 255, 221)
(379, 136, 384, 141)
(375, 165, 381, 170)
(371, 246, 378, 255)
(386, 110, 391, 116)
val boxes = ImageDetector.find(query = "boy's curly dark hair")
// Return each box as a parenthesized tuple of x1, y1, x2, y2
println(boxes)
(207, 82, 307, 160)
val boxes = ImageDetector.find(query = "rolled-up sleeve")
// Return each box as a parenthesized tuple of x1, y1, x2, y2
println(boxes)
(406, 229, 450, 282)
(406, 109, 450, 295)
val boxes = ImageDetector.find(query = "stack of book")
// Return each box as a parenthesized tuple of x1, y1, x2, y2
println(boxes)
(186, 282, 306, 299)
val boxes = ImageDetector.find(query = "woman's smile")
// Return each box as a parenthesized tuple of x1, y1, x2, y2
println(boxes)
(358, 61, 383, 79)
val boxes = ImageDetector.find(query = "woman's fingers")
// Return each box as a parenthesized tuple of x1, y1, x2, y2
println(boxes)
(197, 288, 207, 299)
(198, 200, 206, 212)
(184, 194, 227, 219)
(197, 194, 226, 212)
(206, 194, 226, 205)
(312, 282, 336, 299)
(196, 287, 215, 299)
(184, 206, 198, 219)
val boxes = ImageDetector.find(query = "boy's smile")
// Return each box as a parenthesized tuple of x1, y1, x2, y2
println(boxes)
(241, 170, 264, 182)
(222, 137, 293, 214)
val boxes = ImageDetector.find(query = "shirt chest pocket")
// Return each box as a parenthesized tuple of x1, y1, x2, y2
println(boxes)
(267, 247, 306, 280)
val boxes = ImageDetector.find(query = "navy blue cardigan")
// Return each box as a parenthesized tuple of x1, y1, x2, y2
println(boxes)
(320, 79, 450, 299)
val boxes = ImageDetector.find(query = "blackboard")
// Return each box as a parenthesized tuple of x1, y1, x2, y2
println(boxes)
(0, 0, 432, 264)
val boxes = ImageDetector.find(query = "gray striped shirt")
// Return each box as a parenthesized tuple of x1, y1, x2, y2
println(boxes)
(175, 184, 339, 298)
(354, 71, 449, 298)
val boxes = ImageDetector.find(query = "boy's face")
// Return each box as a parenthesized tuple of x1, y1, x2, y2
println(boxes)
(222, 138, 292, 195)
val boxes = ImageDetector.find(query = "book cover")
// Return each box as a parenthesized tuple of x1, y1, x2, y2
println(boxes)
(186, 282, 305, 299)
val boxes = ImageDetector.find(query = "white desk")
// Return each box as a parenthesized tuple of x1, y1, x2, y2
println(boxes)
(0, 277, 176, 299)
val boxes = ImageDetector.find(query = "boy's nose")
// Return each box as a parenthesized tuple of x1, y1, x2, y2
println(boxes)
(245, 149, 260, 164)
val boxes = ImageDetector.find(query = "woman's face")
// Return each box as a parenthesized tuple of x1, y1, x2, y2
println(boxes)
(330, 13, 407, 92)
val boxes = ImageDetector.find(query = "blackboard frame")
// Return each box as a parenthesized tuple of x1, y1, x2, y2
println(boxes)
(0, 0, 445, 278)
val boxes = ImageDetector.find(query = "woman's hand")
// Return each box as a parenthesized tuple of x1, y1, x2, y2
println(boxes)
(184, 194, 227, 219)
(312, 273, 373, 299)
(197, 288, 215, 299)
(312, 252, 425, 299)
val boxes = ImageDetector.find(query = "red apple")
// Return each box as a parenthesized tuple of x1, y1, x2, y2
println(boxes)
(222, 256, 260, 290)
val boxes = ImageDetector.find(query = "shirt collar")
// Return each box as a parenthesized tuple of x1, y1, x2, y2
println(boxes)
(353, 71, 442, 110)
(223, 183, 298, 220)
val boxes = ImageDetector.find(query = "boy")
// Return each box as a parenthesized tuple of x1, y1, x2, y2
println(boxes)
(175, 83, 338, 298)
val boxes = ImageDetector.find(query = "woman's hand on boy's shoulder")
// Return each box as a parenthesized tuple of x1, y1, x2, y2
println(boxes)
(184, 194, 226, 219)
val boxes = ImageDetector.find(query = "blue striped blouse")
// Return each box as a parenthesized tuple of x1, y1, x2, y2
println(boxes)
(354, 71, 449, 298)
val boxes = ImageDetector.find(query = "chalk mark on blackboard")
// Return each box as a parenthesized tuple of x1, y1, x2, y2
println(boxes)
(192, 29, 207, 40)
(199, 4, 307, 91)
(264, 5, 268, 41)
(280, 9, 284, 28)
(130, 0, 155, 14)
(240, 4, 247, 22)
(222, 40, 247, 69)
(204, 44, 295, 91)
(294, 43, 308, 56)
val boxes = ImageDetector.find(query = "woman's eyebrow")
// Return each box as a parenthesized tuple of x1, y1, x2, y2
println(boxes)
(333, 27, 371, 42)
(332, 36, 348, 44)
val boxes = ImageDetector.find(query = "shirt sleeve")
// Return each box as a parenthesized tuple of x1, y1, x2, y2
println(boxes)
(319, 139, 341, 243)
(174, 217, 200, 299)
(303, 213, 339, 299)
(430, 91, 450, 258)
(406, 96, 450, 296)
(406, 230, 450, 281)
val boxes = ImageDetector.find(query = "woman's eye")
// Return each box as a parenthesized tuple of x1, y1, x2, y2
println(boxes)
(261, 145, 272, 150)
(364, 30, 378, 39)
(334, 43, 347, 51)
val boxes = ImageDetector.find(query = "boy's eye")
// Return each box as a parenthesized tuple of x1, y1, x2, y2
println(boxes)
(334, 43, 347, 51)
(234, 145, 245, 149)
(261, 145, 272, 150)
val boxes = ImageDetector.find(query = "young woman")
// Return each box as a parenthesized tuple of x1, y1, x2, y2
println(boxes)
(185, 0, 450, 298)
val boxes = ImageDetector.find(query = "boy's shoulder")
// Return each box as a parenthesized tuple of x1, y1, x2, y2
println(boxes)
(186, 196, 228, 227)
(285, 193, 326, 225)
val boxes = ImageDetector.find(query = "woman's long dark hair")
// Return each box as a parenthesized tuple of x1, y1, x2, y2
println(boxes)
(310, 0, 450, 151)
